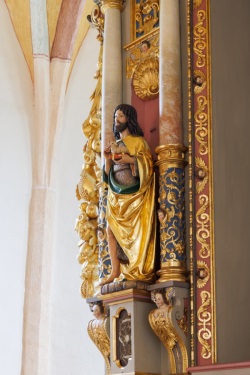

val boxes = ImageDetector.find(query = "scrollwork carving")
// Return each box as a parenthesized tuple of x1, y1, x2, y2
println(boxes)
(135, 0, 159, 37)
(197, 291, 212, 359)
(196, 195, 210, 259)
(149, 288, 188, 374)
(193, 10, 206, 68)
(195, 95, 208, 155)
(88, 315, 111, 374)
(192, 0, 216, 364)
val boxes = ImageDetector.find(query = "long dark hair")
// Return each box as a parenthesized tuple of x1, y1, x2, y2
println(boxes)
(113, 104, 144, 140)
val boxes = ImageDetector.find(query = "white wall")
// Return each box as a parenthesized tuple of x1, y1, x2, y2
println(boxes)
(50, 27, 104, 375)
(0, 1, 105, 373)
(0, 2, 33, 374)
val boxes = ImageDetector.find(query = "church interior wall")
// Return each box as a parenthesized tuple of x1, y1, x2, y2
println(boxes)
(50, 26, 104, 375)
(211, 0, 250, 364)
(2, 0, 250, 373)
(0, 2, 33, 374)
(0, 3, 105, 371)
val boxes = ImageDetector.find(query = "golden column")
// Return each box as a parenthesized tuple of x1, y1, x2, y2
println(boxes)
(156, 0, 188, 282)
(98, 0, 125, 281)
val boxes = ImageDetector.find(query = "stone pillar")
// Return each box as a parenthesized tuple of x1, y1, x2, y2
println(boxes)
(21, 2, 85, 373)
(156, 0, 188, 283)
(100, 0, 124, 147)
(98, 0, 125, 281)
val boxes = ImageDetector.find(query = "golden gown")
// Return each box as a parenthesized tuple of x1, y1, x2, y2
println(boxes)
(105, 135, 156, 282)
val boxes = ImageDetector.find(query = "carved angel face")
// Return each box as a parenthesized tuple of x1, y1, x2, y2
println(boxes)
(155, 293, 166, 309)
(93, 304, 104, 320)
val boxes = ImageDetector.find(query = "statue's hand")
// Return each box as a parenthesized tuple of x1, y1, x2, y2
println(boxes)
(103, 146, 111, 160)
(115, 154, 135, 164)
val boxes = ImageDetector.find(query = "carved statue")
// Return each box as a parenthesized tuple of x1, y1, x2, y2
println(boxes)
(88, 302, 110, 374)
(100, 104, 156, 285)
(149, 288, 189, 374)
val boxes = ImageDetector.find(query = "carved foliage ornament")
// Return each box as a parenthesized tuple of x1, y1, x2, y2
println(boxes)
(88, 317, 111, 374)
(126, 36, 159, 101)
(192, 0, 216, 363)
(149, 288, 188, 374)
(75, 10, 103, 298)
(135, 0, 159, 38)
(133, 56, 159, 100)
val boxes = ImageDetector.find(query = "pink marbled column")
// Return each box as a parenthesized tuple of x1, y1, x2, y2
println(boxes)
(159, 0, 183, 145)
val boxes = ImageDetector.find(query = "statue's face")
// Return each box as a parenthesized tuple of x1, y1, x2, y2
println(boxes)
(155, 293, 165, 308)
(114, 109, 128, 133)
(93, 305, 103, 319)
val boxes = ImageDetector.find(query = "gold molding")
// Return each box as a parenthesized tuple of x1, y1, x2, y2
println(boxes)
(99, 288, 151, 303)
(191, 0, 216, 364)
(156, 262, 188, 283)
(155, 144, 188, 174)
(112, 307, 131, 367)
(100, 0, 125, 13)
(124, 28, 159, 52)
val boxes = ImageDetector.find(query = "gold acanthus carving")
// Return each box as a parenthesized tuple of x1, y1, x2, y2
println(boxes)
(197, 260, 210, 289)
(195, 95, 208, 155)
(88, 5, 104, 43)
(135, 0, 159, 36)
(75, 7, 103, 298)
(133, 57, 159, 100)
(176, 307, 188, 336)
(100, 0, 125, 13)
(195, 156, 208, 194)
(126, 35, 159, 101)
(194, 69, 207, 94)
(196, 195, 210, 259)
(88, 317, 111, 374)
(193, 10, 206, 68)
(197, 291, 212, 359)
(149, 305, 188, 374)
(193, 0, 202, 10)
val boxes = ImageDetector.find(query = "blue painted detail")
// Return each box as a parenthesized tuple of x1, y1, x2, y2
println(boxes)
(98, 189, 111, 278)
(159, 167, 186, 264)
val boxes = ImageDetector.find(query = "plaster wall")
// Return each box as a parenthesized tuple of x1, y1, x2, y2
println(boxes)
(0, 1, 104, 372)
(211, 0, 250, 363)
(0, 2, 33, 374)
(50, 26, 104, 375)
